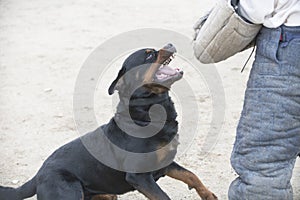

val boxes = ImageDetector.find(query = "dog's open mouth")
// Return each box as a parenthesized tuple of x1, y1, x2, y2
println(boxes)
(155, 53, 183, 83)
(155, 65, 183, 82)
(143, 43, 183, 86)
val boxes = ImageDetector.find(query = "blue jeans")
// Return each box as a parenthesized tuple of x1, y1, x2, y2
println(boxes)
(229, 25, 300, 200)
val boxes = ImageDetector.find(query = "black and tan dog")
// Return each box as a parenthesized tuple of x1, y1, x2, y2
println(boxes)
(0, 44, 217, 200)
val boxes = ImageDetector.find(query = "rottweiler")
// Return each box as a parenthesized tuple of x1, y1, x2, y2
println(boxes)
(0, 44, 217, 200)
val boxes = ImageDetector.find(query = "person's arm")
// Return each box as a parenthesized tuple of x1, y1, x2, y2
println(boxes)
(238, 0, 276, 24)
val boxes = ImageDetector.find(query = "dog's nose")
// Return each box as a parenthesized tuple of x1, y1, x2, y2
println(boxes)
(163, 43, 177, 54)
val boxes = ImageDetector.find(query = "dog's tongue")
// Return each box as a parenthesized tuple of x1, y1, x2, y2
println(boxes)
(156, 65, 177, 76)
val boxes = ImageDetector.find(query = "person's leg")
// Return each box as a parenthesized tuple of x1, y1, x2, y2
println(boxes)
(228, 26, 300, 200)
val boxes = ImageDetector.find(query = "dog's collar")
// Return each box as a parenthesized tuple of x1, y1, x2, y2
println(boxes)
(114, 92, 172, 125)
(130, 94, 169, 106)
(120, 92, 169, 107)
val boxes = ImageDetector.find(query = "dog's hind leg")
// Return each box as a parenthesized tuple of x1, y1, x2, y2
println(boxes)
(125, 173, 171, 200)
(36, 179, 84, 200)
(165, 162, 218, 200)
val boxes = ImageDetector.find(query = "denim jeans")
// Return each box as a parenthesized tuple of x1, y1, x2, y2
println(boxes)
(228, 25, 300, 200)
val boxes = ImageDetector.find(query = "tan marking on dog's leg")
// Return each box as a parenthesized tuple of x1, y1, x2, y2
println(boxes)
(91, 194, 118, 200)
(166, 168, 218, 200)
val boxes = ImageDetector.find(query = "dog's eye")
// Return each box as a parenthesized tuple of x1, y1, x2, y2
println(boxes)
(145, 49, 155, 60)
(146, 54, 153, 60)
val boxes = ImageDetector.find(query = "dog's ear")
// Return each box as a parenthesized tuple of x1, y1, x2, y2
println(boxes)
(108, 67, 126, 95)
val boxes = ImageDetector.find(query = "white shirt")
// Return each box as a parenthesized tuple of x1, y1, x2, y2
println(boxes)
(239, 0, 300, 28)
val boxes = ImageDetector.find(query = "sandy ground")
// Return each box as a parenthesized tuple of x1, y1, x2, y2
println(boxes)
(0, 0, 299, 199)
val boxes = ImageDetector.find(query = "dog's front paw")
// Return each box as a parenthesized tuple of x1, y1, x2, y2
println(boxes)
(203, 192, 218, 200)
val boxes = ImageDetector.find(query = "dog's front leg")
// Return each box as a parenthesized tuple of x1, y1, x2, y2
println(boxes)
(166, 162, 218, 200)
(125, 173, 170, 200)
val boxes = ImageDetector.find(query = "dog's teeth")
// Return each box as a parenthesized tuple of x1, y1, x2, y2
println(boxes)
(163, 57, 173, 65)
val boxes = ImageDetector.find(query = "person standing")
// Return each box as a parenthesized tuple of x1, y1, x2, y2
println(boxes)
(228, 0, 300, 199)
